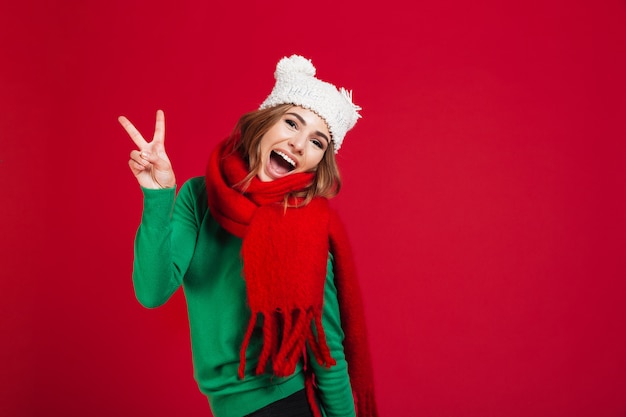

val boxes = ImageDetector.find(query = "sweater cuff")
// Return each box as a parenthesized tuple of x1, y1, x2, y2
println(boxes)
(140, 186, 176, 228)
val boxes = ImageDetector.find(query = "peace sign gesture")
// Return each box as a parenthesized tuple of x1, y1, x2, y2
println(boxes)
(119, 110, 176, 189)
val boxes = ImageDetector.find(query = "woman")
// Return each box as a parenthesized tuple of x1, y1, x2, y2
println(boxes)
(120, 55, 378, 417)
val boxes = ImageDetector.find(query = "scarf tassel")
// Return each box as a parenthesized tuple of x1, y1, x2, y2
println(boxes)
(305, 363, 323, 417)
(238, 308, 336, 379)
(354, 388, 379, 417)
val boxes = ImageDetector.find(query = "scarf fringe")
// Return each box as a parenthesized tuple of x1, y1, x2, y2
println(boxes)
(238, 308, 336, 379)
(354, 388, 379, 417)
(305, 364, 323, 417)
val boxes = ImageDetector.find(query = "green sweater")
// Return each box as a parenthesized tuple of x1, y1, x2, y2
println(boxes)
(133, 176, 355, 417)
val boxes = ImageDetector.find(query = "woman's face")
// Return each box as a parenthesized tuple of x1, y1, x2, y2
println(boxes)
(256, 106, 331, 182)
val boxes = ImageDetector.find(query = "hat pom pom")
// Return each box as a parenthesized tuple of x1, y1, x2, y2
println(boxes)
(275, 55, 316, 79)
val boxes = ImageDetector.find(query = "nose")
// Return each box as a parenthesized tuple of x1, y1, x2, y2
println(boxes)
(288, 134, 306, 154)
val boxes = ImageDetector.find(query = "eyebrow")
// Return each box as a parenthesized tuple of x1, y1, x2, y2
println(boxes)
(286, 112, 330, 145)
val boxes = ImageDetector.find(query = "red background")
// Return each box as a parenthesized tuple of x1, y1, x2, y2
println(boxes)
(1, 1, 625, 416)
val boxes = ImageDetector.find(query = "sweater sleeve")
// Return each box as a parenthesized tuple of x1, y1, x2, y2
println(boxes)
(310, 255, 357, 417)
(132, 179, 202, 308)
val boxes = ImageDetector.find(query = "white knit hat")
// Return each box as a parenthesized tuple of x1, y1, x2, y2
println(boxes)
(259, 55, 361, 153)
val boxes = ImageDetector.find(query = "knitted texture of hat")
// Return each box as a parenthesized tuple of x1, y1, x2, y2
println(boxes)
(259, 55, 361, 153)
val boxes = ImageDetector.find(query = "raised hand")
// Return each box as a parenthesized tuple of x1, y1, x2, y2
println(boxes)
(119, 110, 176, 189)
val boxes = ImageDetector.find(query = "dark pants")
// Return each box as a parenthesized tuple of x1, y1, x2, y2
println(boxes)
(244, 390, 314, 417)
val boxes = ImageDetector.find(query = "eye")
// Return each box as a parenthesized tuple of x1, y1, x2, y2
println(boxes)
(285, 119, 297, 129)
(311, 139, 324, 150)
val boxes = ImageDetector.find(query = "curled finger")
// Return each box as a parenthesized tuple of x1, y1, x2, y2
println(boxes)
(129, 150, 148, 167)
(129, 158, 147, 173)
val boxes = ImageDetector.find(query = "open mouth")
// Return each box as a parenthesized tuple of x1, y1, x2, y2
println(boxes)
(269, 150, 296, 175)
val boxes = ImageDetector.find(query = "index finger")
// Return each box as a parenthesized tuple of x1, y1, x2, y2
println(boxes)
(118, 115, 148, 148)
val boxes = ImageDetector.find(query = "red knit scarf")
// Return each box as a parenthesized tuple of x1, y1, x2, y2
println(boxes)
(205, 138, 378, 417)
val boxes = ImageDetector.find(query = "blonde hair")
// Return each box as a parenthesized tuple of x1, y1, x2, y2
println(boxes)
(232, 104, 341, 205)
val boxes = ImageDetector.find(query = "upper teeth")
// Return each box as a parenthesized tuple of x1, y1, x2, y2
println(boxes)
(275, 151, 295, 167)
